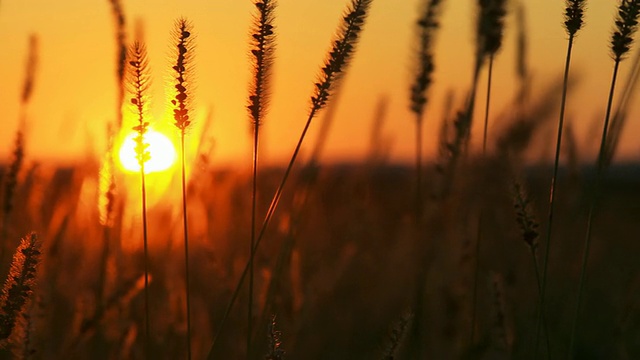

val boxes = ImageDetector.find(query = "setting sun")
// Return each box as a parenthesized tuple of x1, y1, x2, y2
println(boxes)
(118, 129, 177, 173)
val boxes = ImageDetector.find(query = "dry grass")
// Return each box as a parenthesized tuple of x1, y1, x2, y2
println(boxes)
(0, 1, 640, 359)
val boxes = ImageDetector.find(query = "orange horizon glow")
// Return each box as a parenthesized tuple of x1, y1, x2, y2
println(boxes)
(0, 1, 639, 166)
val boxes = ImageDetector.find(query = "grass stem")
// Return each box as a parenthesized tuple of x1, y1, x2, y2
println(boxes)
(569, 59, 621, 359)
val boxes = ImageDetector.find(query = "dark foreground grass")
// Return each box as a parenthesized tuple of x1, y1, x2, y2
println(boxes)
(0, 161, 638, 359)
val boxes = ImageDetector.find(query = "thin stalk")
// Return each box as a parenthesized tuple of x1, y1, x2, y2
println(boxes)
(415, 114, 423, 221)
(537, 34, 575, 354)
(208, 107, 319, 358)
(180, 131, 192, 360)
(140, 162, 150, 359)
(569, 59, 621, 359)
(467, 54, 484, 345)
(470, 54, 494, 344)
(248, 121, 259, 356)
(531, 249, 551, 359)
(482, 54, 494, 153)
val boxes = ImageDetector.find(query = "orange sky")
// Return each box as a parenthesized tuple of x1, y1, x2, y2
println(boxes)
(0, 0, 639, 167)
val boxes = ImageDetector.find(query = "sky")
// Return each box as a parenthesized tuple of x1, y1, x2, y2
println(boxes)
(0, 0, 639, 168)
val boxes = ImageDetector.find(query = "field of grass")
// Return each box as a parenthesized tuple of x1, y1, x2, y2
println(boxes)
(1, 0, 639, 359)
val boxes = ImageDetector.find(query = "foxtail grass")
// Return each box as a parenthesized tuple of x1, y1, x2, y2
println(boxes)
(1, 35, 37, 263)
(512, 181, 550, 358)
(265, 315, 285, 360)
(470, 0, 506, 345)
(127, 40, 152, 358)
(207, 1, 373, 357)
(0, 232, 40, 342)
(169, 18, 195, 360)
(538, 0, 585, 355)
(408, 1, 442, 354)
(605, 33, 640, 165)
(108, 0, 127, 130)
(570, 0, 640, 356)
(247, 2, 276, 354)
(409, 0, 443, 220)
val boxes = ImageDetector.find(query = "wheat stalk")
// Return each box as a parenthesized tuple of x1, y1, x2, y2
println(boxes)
(207, 1, 373, 356)
(570, 1, 640, 356)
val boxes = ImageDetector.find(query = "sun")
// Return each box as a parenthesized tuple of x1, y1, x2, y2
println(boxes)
(119, 129, 177, 173)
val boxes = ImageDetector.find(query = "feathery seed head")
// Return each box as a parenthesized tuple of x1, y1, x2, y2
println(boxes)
(612, 0, 640, 61)
(127, 41, 151, 167)
(310, 0, 373, 113)
(410, 0, 444, 117)
(0, 233, 40, 341)
(511, 181, 539, 251)
(564, 0, 586, 37)
(21, 35, 38, 105)
(248, 0, 277, 128)
(265, 315, 285, 360)
(171, 18, 195, 131)
(477, 0, 507, 59)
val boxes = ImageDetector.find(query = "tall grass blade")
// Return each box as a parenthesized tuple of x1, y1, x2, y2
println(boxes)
(247, 1, 276, 354)
(570, 1, 639, 355)
(127, 40, 152, 358)
(207, 1, 373, 356)
(170, 18, 195, 360)
(538, 0, 585, 355)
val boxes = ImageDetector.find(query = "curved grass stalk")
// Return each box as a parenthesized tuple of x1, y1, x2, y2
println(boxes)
(207, 1, 373, 357)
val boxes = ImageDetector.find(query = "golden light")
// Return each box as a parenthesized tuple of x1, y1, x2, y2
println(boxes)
(118, 129, 177, 173)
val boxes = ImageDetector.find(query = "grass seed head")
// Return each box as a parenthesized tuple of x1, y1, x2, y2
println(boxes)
(0, 233, 40, 341)
(248, 0, 277, 128)
(612, 0, 640, 61)
(171, 18, 195, 132)
(564, 0, 586, 37)
(477, 0, 507, 58)
(127, 41, 151, 166)
(310, 0, 373, 113)
(410, 0, 444, 117)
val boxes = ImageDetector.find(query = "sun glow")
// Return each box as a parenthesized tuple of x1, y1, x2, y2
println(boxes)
(118, 129, 177, 173)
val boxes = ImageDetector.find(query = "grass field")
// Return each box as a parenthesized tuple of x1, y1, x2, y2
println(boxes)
(1, 0, 640, 359)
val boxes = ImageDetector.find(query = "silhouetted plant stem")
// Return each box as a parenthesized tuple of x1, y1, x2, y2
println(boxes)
(140, 160, 150, 359)
(247, 1, 276, 353)
(570, 0, 638, 353)
(482, 54, 494, 153)
(180, 131, 192, 360)
(248, 122, 258, 355)
(538, 33, 575, 356)
(170, 19, 194, 359)
(530, 248, 551, 359)
(569, 59, 620, 358)
(207, 2, 372, 356)
(128, 41, 151, 358)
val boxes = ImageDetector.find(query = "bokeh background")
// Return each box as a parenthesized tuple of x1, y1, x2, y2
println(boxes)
(1, 1, 638, 167)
